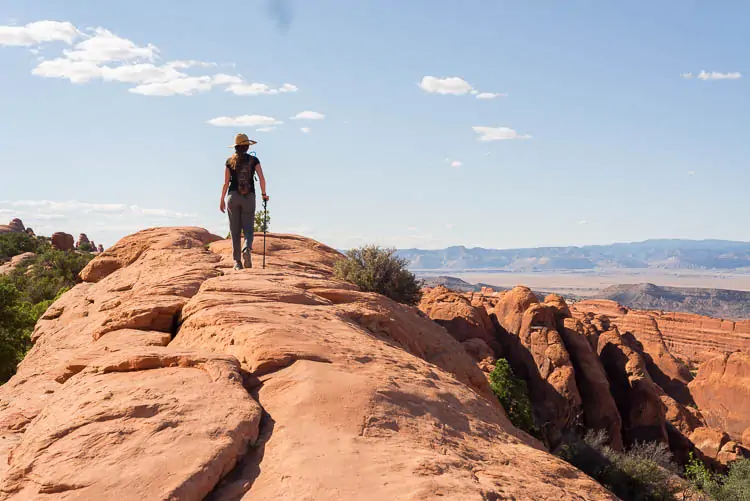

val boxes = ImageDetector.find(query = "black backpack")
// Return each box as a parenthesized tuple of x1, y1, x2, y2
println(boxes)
(235, 154, 256, 196)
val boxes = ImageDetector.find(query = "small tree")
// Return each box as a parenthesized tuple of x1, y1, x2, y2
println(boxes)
(255, 208, 270, 233)
(334, 245, 423, 305)
(489, 359, 537, 436)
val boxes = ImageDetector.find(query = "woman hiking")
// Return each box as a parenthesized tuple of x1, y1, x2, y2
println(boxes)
(220, 133, 269, 270)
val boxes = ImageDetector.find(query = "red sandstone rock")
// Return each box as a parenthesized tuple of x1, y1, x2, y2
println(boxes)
(0, 228, 616, 500)
(51, 232, 74, 251)
(689, 351, 750, 441)
(743, 428, 750, 448)
(419, 286, 498, 347)
(597, 327, 669, 446)
(573, 299, 750, 366)
(493, 288, 582, 445)
(561, 318, 624, 450)
(0, 218, 25, 234)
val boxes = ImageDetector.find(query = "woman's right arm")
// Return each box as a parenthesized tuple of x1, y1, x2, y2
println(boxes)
(220, 167, 230, 213)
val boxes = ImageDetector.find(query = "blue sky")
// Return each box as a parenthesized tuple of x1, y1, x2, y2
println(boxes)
(0, 1, 747, 249)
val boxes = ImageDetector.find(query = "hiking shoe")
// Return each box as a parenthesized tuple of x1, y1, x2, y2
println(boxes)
(242, 249, 252, 269)
(233, 262, 243, 271)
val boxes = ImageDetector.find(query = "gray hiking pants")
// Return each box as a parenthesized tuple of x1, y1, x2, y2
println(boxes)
(226, 191, 256, 264)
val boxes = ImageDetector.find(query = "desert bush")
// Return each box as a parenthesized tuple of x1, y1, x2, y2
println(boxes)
(0, 232, 49, 261)
(686, 454, 750, 500)
(0, 248, 92, 384)
(254, 208, 270, 232)
(556, 430, 680, 501)
(334, 245, 423, 305)
(489, 358, 537, 436)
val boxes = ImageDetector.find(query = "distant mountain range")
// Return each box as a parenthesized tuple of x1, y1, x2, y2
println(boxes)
(397, 239, 750, 271)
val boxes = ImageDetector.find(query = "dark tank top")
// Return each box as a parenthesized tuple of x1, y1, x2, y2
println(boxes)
(226, 154, 259, 194)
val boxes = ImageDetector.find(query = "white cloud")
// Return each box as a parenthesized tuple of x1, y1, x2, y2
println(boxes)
(697, 70, 741, 81)
(419, 75, 505, 100)
(472, 126, 532, 142)
(0, 21, 79, 46)
(680, 72, 693, 79)
(8, 20, 298, 98)
(291, 111, 326, 120)
(577, 220, 588, 226)
(63, 28, 157, 64)
(166, 60, 217, 69)
(211, 73, 243, 85)
(419, 76, 473, 95)
(407, 226, 418, 232)
(256, 126, 277, 132)
(207, 115, 283, 127)
(687, 170, 697, 176)
(130, 76, 214, 96)
(451, 160, 463, 168)
(476, 92, 506, 100)
(300, 127, 311, 134)
(225, 81, 298, 96)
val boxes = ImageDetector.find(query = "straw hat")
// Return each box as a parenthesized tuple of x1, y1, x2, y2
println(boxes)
(231, 133, 257, 148)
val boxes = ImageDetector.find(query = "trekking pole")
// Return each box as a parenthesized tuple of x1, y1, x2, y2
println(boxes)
(262, 199, 268, 269)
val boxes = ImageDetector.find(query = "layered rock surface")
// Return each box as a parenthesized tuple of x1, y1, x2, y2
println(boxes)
(572, 299, 750, 366)
(0, 228, 616, 500)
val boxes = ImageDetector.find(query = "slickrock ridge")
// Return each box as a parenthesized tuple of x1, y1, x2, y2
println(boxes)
(0, 228, 616, 501)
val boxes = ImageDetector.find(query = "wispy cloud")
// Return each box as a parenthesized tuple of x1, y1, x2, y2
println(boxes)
(682, 70, 742, 81)
(207, 115, 283, 127)
(2, 20, 298, 98)
(419, 76, 506, 100)
(577, 220, 588, 226)
(687, 170, 697, 176)
(451, 160, 463, 168)
(300, 127, 311, 134)
(291, 111, 326, 120)
(472, 126, 532, 142)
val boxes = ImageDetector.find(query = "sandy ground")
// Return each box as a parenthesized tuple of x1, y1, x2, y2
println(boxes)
(420, 269, 750, 297)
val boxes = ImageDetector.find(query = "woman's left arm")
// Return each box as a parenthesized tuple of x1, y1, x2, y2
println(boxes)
(257, 163, 269, 201)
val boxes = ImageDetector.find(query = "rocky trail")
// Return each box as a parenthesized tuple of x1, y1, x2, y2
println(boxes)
(0, 227, 617, 500)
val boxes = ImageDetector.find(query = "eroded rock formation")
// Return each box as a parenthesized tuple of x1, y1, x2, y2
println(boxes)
(51, 232, 75, 251)
(0, 228, 616, 500)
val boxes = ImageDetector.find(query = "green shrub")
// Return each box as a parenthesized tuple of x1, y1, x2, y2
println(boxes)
(489, 358, 538, 436)
(0, 232, 50, 261)
(0, 249, 92, 384)
(686, 454, 750, 500)
(254, 208, 270, 232)
(556, 431, 680, 501)
(78, 241, 94, 252)
(334, 245, 423, 305)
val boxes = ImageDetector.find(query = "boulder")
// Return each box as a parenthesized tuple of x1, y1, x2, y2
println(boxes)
(24, 228, 34, 237)
(689, 427, 729, 459)
(0, 252, 35, 275)
(97, 244, 105, 253)
(419, 286, 498, 347)
(689, 351, 750, 441)
(51, 232, 75, 251)
(0, 228, 618, 500)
